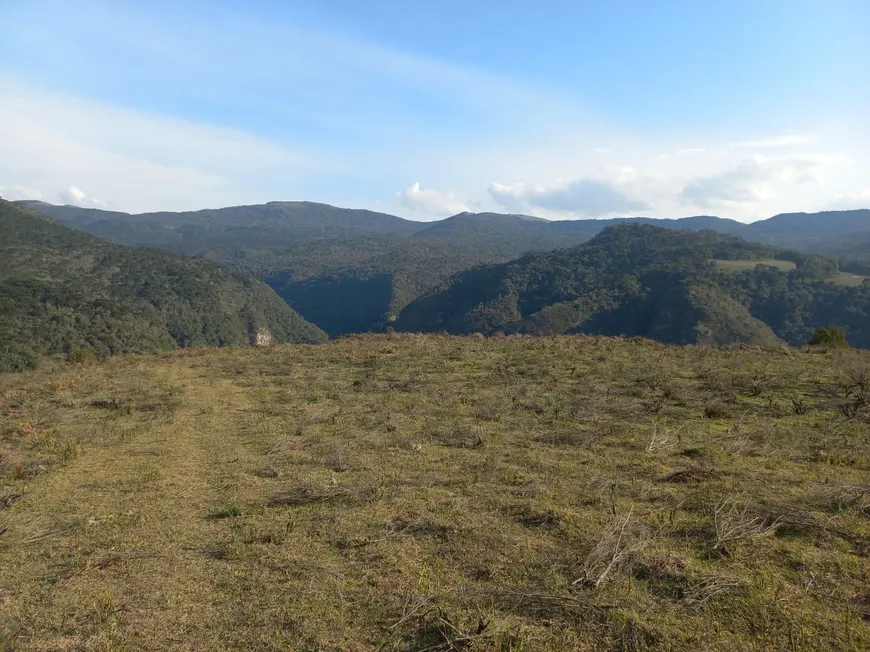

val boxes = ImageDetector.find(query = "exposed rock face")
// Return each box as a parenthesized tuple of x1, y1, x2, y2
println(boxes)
(254, 329, 275, 347)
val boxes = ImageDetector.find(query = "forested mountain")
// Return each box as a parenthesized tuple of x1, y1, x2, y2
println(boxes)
(15, 200, 870, 340)
(21, 200, 869, 261)
(744, 209, 870, 253)
(410, 212, 751, 257)
(0, 200, 326, 371)
(263, 239, 510, 336)
(16, 200, 422, 255)
(395, 224, 870, 348)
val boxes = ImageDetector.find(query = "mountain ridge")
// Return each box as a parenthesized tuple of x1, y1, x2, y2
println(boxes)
(12, 198, 870, 342)
(17, 199, 870, 259)
(0, 200, 326, 370)
(395, 223, 870, 348)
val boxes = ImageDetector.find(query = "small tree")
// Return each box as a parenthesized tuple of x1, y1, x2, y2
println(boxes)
(809, 327, 848, 348)
(68, 347, 96, 364)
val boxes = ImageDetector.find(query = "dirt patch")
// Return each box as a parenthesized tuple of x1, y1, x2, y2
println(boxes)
(0, 492, 22, 510)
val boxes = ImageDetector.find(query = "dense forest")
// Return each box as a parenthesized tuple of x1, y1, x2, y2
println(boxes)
(0, 200, 326, 371)
(6, 199, 870, 366)
(19, 200, 870, 261)
(18, 201, 870, 337)
(395, 224, 870, 348)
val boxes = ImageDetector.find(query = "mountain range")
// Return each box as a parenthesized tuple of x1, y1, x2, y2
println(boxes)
(18, 199, 870, 260)
(397, 224, 870, 348)
(4, 197, 870, 366)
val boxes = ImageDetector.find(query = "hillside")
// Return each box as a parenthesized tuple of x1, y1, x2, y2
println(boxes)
(0, 201, 326, 371)
(15, 200, 423, 255)
(21, 201, 869, 262)
(17, 201, 870, 340)
(1, 336, 868, 649)
(395, 224, 870, 347)
(411, 212, 751, 258)
(746, 209, 870, 253)
(260, 239, 510, 336)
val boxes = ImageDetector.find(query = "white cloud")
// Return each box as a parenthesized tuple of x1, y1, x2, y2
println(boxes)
(730, 135, 812, 148)
(0, 185, 42, 201)
(397, 182, 469, 217)
(57, 185, 107, 208)
(0, 3, 867, 224)
(68, 186, 86, 203)
(674, 147, 706, 156)
(682, 154, 847, 208)
(0, 75, 317, 213)
(829, 189, 870, 210)
(489, 177, 649, 217)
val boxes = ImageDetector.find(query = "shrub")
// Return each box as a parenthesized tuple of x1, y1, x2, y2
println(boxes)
(208, 506, 241, 519)
(68, 347, 96, 364)
(809, 327, 848, 348)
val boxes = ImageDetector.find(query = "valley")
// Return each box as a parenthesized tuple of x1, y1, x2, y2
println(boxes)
(4, 4, 869, 649)
(10, 200, 870, 352)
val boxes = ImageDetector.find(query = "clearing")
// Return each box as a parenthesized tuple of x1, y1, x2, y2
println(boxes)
(1, 335, 869, 650)
(714, 259, 797, 273)
(829, 272, 869, 287)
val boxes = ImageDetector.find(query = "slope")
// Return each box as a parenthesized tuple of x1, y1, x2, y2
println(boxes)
(2, 337, 868, 649)
(261, 238, 511, 336)
(17, 201, 870, 341)
(396, 224, 866, 347)
(15, 200, 424, 255)
(410, 211, 750, 258)
(745, 209, 870, 251)
(19, 201, 870, 263)
(0, 200, 326, 371)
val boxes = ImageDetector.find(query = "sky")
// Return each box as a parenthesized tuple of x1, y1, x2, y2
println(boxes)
(1, 0, 869, 222)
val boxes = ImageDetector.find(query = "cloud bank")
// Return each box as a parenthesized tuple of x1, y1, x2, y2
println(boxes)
(0, 75, 314, 213)
(682, 155, 846, 209)
(397, 182, 469, 217)
(489, 178, 649, 216)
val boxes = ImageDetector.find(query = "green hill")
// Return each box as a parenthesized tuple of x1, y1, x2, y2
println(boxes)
(745, 209, 870, 253)
(15, 200, 423, 255)
(410, 211, 751, 258)
(0, 200, 326, 371)
(19, 201, 870, 263)
(396, 224, 870, 347)
(260, 238, 510, 336)
(16, 201, 870, 340)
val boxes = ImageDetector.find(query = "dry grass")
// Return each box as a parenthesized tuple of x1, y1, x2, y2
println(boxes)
(0, 335, 869, 650)
(829, 272, 869, 287)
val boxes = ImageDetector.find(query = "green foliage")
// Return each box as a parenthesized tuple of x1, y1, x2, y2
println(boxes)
(260, 238, 510, 336)
(396, 225, 780, 345)
(17, 200, 421, 254)
(67, 347, 96, 364)
(24, 200, 870, 263)
(16, 200, 870, 347)
(209, 505, 242, 519)
(396, 224, 870, 349)
(809, 327, 849, 348)
(0, 200, 326, 371)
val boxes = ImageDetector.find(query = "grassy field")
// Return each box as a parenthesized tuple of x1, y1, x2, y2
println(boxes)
(714, 259, 797, 273)
(1, 335, 869, 651)
(829, 272, 870, 287)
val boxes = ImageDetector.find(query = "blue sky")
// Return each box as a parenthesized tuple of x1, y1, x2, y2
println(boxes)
(1, 0, 869, 221)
